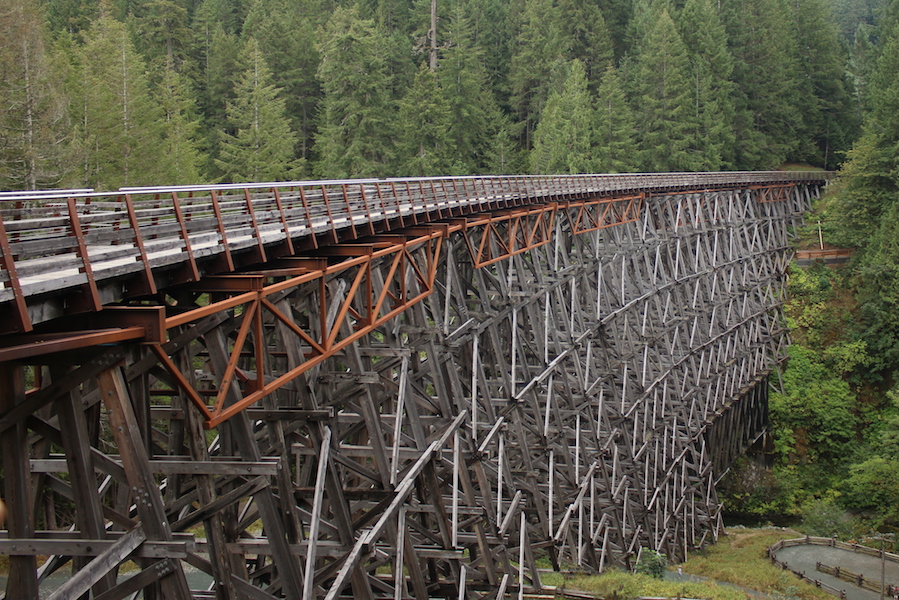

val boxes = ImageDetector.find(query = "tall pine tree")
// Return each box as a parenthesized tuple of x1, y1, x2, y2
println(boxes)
(215, 38, 300, 182)
(314, 6, 397, 178)
(67, 13, 172, 189)
(397, 63, 456, 176)
(630, 9, 702, 171)
(530, 60, 594, 174)
(439, 3, 513, 174)
(508, 0, 566, 148)
(677, 0, 736, 170)
(720, 0, 804, 168)
(0, 0, 68, 189)
(594, 63, 639, 173)
(243, 0, 323, 165)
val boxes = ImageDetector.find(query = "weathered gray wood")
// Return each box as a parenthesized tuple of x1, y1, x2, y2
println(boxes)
(45, 526, 146, 600)
(1, 363, 39, 600)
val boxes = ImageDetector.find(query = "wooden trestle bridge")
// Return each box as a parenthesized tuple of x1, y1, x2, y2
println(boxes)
(0, 172, 828, 600)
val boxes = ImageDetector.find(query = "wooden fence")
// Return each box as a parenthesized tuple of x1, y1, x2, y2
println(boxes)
(768, 537, 899, 599)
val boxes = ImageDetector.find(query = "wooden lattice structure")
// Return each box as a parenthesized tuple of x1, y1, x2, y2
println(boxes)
(0, 173, 824, 600)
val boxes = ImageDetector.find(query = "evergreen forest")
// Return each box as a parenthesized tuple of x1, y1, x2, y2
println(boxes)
(0, 0, 873, 189)
(1, 0, 899, 535)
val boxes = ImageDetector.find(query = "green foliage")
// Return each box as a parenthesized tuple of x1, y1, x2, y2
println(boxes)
(215, 38, 300, 182)
(397, 63, 456, 176)
(508, 0, 566, 148)
(0, 0, 69, 190)
(0, 0, 866, 187)
(634, 549, 667, 579)
(66, 14, 175, 189)
(530, 60, 594, 174)
(314, 6, 397, 178)
(799, 496, 859, 538)
(243, 0, 324, 162)
(438, 4, 511, 174)
(593, 64, 639, 173)
(839, 457, 899, 525)
(630, 9, 702, 171)
(770, 345, 859, 465)
(677, 0, 736, 169)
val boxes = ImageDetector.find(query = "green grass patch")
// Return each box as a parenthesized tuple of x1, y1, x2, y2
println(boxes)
(677, 528, 832, 600)
(559, 570, 750, 600)
(543, 528, 835, 600)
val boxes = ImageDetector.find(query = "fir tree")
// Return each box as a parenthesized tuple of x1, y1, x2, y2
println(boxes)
(192, 18, 241, 168)
(215, 38, 300, 183)
(130, 0, 192, 70)
(677, 0, 736, 170)
(789, 0, 859, 168)
(630, 9, 702, 172)
(397, 63, 456, 176)
(720, 0, 804, 168)
(439, 4, 511, 174)
(594, 63, 639, 173)
(243, 0, 323, 165)
(508, 0, 566, 148)
(158, 61, 204, 184)
(67, 14, 171, 189)
(314, 6, 397, 178)
(530, 60, 594, 174)
(555, 0, 614, 90)
(827, 19, 899, 249)
(0, 0, 69, 190)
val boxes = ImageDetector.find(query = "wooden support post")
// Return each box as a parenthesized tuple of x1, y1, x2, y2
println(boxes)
(97, 365, 192, 600)
(1, 362, 39, 600)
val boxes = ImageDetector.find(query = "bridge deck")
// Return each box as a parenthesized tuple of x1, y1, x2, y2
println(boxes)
(0, 172, 826, 333)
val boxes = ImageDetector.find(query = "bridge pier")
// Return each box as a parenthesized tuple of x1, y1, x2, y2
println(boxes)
(0, 175, 821, 600)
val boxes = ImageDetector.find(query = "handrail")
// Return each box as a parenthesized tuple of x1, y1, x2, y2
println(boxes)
(768, 536, 899, 600)
(0, 172, 830, 333)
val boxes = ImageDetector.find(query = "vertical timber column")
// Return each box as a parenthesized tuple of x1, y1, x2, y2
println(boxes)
(0, 362, 39, 599)
(97, 364, 192, 600)
(54, 364, 116, 596)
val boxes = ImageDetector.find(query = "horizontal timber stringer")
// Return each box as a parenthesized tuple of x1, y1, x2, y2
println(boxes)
(0, 176, 825, 600)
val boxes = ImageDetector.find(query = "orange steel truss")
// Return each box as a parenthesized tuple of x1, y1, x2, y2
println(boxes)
(755, 183, 797, 203)
(459, 205, 558, 268)
(566, 193, 644, 234)
(151, 227, 445, 428)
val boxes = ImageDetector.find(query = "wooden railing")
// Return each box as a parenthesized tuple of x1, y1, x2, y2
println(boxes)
(0, 172, 829, 333)
(768, 537, 899, 599)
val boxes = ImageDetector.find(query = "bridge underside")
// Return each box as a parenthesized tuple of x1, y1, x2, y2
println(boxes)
(0, 183, 812, 600)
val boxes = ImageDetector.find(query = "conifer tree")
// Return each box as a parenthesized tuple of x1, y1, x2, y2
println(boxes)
(720, 0, 803, 168)
(130, 0, 192, 70)
(789, 0, 858, 169)
(397, 63, 456, 176)
(508, 0, 566, 148)
(631, 9, 701, 172)
(158, 61, 204, 184)
(555, 0, 614, 90)
(0, 0, 69, 189)
(215, 38, 299, 183)
(459, 0, 515, 98)
(243, 0, 322, 164)
(192, 19, 241, 175)
(439, 4, 512, 174)
(677, 0, 736, 170)
(594, 63, 639, 173)
(67, 13, 171, 189)
(828, 19, 899, 249)
(530, 60, 594, 174)
(314, 6, 397, 178)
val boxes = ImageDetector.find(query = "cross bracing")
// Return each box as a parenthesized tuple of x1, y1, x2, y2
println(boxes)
(0, 174, 822, 600)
